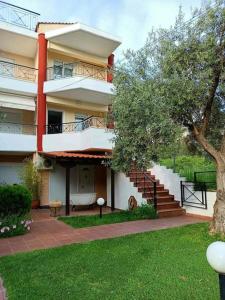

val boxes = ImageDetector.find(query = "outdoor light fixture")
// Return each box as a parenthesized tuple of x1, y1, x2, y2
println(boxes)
(97, 198, 105, 218)
(206, 241, 225, 300)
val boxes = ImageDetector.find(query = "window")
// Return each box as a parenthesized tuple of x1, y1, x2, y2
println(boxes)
(0, 109, 22, 133)
(53, 60, 73, 79)
(75, 114, 88, 131)
(53, 60, 63, 79)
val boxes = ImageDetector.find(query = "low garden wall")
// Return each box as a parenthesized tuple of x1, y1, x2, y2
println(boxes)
(150, 164, 216, 218)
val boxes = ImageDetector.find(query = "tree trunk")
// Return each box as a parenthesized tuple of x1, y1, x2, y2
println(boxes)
(210, 162, 225, 235)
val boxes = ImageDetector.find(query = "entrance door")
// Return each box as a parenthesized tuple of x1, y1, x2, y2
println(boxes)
(78, 166, 94, 193)
(48, 110, 63, 134)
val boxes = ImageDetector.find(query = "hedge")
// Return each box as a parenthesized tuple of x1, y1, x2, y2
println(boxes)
(0, 184, 32, 217)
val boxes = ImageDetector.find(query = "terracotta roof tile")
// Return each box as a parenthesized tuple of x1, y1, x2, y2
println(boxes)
(44, 152, 111, 159)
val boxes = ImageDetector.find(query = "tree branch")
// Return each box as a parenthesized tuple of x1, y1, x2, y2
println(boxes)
(201, 28, 225, 135)
(192, 125, 219, 160)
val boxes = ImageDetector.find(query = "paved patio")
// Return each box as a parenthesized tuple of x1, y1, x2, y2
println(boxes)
(0, 208, 207, 257)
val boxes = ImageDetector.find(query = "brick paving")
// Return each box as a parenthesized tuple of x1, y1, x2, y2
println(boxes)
(0, 209, 206, 257)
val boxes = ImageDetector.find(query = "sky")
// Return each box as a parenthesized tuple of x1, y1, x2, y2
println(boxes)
(7, 0, 203, 57)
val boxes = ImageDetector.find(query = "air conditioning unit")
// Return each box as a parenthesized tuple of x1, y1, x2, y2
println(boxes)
(36, 156, 54, 170)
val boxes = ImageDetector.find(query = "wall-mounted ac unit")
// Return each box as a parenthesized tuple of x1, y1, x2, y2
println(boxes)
(36, 156, 54, 170)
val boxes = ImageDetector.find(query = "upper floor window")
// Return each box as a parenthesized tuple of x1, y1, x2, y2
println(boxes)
(53, 60, 73, 79)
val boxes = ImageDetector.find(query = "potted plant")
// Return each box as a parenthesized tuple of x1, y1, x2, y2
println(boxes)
(20, 158, 41, 209)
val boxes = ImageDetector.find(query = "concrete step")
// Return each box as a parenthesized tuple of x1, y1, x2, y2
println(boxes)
(158, 208, 186, 218)
(157, 201, 180, 210)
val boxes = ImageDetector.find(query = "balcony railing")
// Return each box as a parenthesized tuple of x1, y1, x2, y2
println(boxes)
(0, 122, 36, 135)
(0, 1, 39, 31)
(46, 116, 108, 134)
(0, 60, 37, 82)
(47, 61, 111, 82)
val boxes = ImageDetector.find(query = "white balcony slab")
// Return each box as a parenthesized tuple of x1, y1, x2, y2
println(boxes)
(0, 133, 36, 152)
(44, 77, 114, 105)
(45, 23, 121, 58)
(0, 22, 37, 58)
(43, 127, 114, 152)
(0, 76, 37, 96)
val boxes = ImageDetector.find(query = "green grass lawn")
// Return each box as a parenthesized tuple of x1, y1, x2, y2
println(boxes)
(0, 223, 221, 300)
(58, 209, 157, 228)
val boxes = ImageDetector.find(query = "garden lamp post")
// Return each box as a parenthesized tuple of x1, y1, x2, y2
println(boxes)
(206, 241, 225, 300)
(97, 198, 105, 218)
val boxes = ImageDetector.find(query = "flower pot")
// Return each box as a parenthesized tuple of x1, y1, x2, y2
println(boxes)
(31, 200, 40, 209)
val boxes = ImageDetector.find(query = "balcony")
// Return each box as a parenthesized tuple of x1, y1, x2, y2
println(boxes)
(0, 122, 36, 152)
(43, 116, 114, 152)
(0, 60, 37, 95)
(44, 61, 114, 105)
(0, 1, 39, 31)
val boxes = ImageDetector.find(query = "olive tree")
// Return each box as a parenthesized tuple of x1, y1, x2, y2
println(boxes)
(113, 1, 225, 234)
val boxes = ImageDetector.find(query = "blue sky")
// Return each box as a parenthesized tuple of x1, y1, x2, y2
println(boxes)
(7, 0, 203, 56)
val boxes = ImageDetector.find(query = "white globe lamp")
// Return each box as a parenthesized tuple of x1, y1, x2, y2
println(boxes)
(97, 198, 105, 218)
(206, 241, 225, 299)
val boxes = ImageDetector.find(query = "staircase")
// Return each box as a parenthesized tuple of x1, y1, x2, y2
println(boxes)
(128, 170, 185, 218)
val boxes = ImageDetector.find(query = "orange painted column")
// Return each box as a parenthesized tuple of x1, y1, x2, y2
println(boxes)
(107, 53, 114, 83)
(37, 33, 47, 152)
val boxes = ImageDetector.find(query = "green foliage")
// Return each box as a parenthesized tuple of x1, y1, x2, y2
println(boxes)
(132, 203, 157, 219)
(0, 185, 32, 217)
(0, 223, 220, 300)
(160, 155, 216, 189)
(112, 1, 225, 173)
(19, 158, 41, 200)
(0, 214, 32, 238)
(59, 204, 156, 228)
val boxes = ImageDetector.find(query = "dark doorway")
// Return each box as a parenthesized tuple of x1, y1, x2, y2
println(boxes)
(48, 110, 63, 134)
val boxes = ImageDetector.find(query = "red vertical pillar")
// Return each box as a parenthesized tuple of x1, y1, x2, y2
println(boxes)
(37, 33, 47, 152)
(107, 53, 114, 83)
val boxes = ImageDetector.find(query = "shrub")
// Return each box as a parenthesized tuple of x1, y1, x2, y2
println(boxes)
(0, 184, 32, 217)
(0, 214, 33, 238)
(132, 203, 157, 219)
(19, 158, 41, 200)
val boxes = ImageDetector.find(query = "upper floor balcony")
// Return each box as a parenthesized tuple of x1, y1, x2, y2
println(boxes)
(0, 121, 36, 152)
(0, 1, 39, 31)
(43, 116, 114, 152)
(0, 60, 37, 96)
(0, 2, 38, 59)
(44, 61, 114, 105)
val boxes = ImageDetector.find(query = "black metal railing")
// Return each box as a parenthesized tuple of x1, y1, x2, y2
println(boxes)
(47, 61, 110, 82)
(0, 1, 39, 31)
(0, 60, 37, 82)
(134, 170, 157, 210)
(180, 181, 209, 209)
(46, 116, 106, 134)
(0, 122, 36, 135)
(194, 170, 216, 190)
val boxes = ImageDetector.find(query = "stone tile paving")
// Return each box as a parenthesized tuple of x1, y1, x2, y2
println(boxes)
(0, 214, 206, 257)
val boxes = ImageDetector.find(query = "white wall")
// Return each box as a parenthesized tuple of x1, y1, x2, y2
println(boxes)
(150, 164, 185, 201)
(0, 132, 36, 152)
(107, 170, 145, 210)
(150, 164, 216, 217)
(49, 164, 95, 203)
(43, 127, 114, 152)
